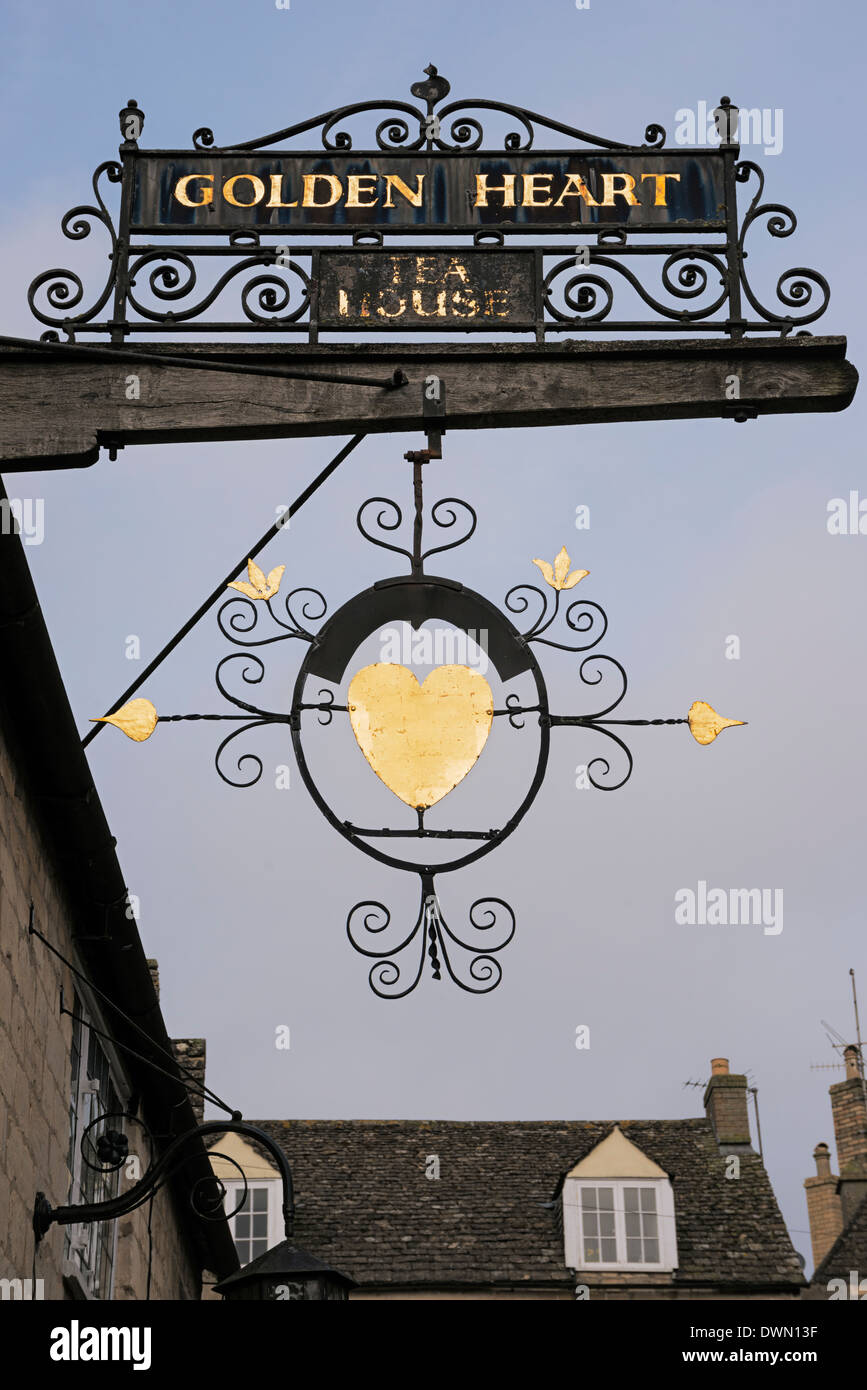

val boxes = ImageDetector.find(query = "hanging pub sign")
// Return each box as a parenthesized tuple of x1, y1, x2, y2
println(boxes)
(28, 69, 829, 341)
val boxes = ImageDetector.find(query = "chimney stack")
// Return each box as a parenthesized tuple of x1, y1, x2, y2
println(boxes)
(703, 1057, 751, 1147)
(830, 1045, 867, 1172)
(804, 1142, 843, 1268)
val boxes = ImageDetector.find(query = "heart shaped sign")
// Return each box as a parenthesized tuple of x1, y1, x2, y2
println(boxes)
(347, 663, 494, 809)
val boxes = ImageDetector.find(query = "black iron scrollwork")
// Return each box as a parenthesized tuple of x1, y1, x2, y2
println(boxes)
(356, 491, 477, 572)
(346, 876, 516, 1000)
(192, 63, 663, 154)
(505, 582, 608, 652)
(543, 249, 729, 329)
(34, 1118, 297, 1245)
(26, 71, 830, 341)
(126, 252, 311, 326)
(27, 161, 122, 337)
(736, 161, 830, 332)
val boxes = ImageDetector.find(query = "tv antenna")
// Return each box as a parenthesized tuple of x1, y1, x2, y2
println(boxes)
(809, 971, 866, 1102)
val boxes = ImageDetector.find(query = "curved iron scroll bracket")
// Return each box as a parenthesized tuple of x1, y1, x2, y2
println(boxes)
(735, 160, 830, 332)
(33, 1117, 296, 1244)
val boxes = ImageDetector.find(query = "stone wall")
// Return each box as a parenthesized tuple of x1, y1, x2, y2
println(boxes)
(0, 720, 199, 1301)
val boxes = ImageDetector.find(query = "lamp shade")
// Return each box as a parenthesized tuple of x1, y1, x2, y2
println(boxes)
(213, 1239, 356, 1301)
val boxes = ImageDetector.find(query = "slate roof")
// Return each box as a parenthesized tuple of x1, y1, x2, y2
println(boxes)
(246, 1118, 804, 1292)
(811, 1192, 867, 1290)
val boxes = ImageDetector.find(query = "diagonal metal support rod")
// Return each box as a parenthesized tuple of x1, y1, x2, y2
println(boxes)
(81, 432, 365, 748)
(0, 334, 409, 392)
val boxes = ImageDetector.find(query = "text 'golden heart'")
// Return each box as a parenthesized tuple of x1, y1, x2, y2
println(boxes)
(347, 663, 494, 809)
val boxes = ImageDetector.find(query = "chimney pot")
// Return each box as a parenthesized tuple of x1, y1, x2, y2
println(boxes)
(844, 1045, 861, 1081)
(710, 1057, 730, 1076)
(813, 1142, 832, 1177)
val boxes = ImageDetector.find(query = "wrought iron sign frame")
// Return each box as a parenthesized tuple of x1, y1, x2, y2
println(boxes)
(94, 408, 745, 1001)
(28, 68, 830, 344)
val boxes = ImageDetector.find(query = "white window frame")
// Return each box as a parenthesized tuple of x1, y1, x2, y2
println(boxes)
(221, 1178, 283, 1265)
(563, 1178, 678, 1273)
(64, 990, 129, 1300)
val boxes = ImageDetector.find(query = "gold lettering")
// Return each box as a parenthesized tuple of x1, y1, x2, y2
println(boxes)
(383, 174, 425, 208)
(521, 174, 553, 207)
(346, 174, 379, 208)
(640, 172, 681, 206)
(174, 174, 214, 208)
(338, 289, 349, 318)
(376, 292, 406, 318)
(483, 289, 510, 317)
(552, 174, 600, 208)
(266, 174, 298, 208)
(450, 289, 479, 318)
(444, 257, 469, 283)
(415, 256, 440, 285)
(223, 174, 265, 208)
(473, 173, 517, 207)
(600, 173, 640, 207)
(411, 288, 447, 317)
(302, 174, 342, 208)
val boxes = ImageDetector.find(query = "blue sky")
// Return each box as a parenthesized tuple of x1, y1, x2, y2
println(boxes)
(2, 0, 865, 1274)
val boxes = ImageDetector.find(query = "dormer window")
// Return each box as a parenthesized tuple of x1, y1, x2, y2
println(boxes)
(562, 1126, 678, 1273)
(207, 1131, 283, 1266)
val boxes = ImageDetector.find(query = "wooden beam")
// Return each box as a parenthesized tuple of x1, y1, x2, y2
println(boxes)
(0, 336, 857, 471)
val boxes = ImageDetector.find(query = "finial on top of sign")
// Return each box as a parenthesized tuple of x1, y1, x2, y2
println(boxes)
(410, 64, 451, 112)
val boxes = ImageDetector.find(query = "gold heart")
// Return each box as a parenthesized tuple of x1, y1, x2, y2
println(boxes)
(347, 663, 494, 809)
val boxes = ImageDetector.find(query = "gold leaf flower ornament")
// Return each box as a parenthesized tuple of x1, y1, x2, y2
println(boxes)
(532, 547, 589, 591)
(227, 558, 286, 602)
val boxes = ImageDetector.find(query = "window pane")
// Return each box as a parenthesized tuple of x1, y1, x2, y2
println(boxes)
(252, 1214, 268, 1238)
(237, 1191, 250, 1213)
(235, 1214, 250, 1238)
(643, 1213, 658, 1238)
(584, 1213, 598, 1236)
(624, 1187, 639, 1212)
(626, 1238, 642, 1262)
(583, 1239, 600, 1262)
(253, 1189, 268, 1212)
(252, 1240, 268, 1259)
(601, 1238, 617, 1261)
(597, 1188, 614, 1210)
(581, 1188, 596, 1209)
(644, 1238, 659, 1263)
(599, 1211, 615, 1238)
(625, 1212, 640, 1238)
(640, 1188, 656, 1212)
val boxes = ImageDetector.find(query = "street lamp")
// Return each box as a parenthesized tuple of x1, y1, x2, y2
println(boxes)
(213, 1242, 356, 1301)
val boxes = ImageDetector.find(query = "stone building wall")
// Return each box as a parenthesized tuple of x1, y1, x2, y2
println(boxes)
(0, 719, 199, 1301)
